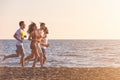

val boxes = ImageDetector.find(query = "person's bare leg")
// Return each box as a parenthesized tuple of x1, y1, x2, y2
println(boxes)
(39, 51, 43, 68)
(32, 57, 38, 67)
(26, 58, 35, 63)
(32, 50, 38, 67)
(2, 53, 19, 61)
(42, 50, 46, 64)
(43, 56, 47, 64)
(38, 47, 43, 68)
(20, 52, 25, 67)
(24, 52, 34, 62)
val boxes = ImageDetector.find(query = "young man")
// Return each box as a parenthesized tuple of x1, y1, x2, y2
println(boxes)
(3, 21, 26, 67)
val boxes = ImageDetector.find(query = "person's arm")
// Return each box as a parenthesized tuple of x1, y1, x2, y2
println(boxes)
(14, 33, 22, 43)
(40, 39, 49, 47)
(24, 30, 27, 38)
(28, 32, 38, 41)
(41, 43, 50, 47)
(28, 33, 34, 41)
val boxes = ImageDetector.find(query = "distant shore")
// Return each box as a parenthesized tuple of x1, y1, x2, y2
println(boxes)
(0, 67, 120, 80)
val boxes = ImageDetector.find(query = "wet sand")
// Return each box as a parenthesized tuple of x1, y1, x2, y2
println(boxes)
(0, 67, 120, 80)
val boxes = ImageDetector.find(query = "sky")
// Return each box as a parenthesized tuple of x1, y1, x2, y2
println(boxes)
(0, 0, 120, 39)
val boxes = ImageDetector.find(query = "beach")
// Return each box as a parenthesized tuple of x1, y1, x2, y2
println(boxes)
(1, 40, 120, 80)
(1, 67, 120, 80)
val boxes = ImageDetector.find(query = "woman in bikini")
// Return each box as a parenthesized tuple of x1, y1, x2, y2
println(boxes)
(26, 22, 43, 67)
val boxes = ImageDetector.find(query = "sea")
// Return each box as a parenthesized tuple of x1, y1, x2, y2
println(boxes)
(0, 39, 120, 68)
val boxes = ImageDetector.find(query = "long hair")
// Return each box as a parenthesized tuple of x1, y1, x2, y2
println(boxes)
(40, 22, 45, 26)
(40, 22, 49, 34)
(27, 22, 37, 34)
(44, 27, 49, 34)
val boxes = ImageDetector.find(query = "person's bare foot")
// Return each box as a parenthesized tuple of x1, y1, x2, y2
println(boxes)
(43, 57, 47, 64)
(19, 61, 22, 64)
(21, 65, 24, 69)
(40, 61, 44, 68)
(32, 65, 35, 68)
(21, 62, 24, 67)
(21, 58, 28, 64)
(2, 55, 6, 61)
(40, 66, 43, 69)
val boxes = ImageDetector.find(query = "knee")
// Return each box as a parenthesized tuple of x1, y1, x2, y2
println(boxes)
(21, 53, 25, 57)
(16, 54, 19, 57)
(35, 55, 38, 58)
(34, 54, 38, 59)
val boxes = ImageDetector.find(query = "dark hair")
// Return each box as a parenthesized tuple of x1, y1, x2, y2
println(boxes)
(40, 22, 49, 34)
(27, 22, 37, 34)
(40, 23, 45, 26)
(44, 27, 49, 34)
(19, 21, 24, 26)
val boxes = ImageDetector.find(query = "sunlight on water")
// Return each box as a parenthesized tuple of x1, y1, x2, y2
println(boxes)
(1, 40, 120, 67)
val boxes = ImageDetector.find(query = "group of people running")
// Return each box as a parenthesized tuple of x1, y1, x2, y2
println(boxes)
(3, 21, 49, 68)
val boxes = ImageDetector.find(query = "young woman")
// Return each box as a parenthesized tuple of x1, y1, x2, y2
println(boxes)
(38, 23, 49, 64)
(40, 34, 49, 64)
(26, 22, 43, 67)
(25, 22, 49, 66)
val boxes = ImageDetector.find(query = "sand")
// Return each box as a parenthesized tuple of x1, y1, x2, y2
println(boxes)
(0, 67, 120, 80)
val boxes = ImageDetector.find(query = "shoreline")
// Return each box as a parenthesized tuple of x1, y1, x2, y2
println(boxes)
(1, 67, 120, 80)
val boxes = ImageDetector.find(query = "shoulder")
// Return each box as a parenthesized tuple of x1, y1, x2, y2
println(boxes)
(37, 29, 40, 31)
(16, 28, 21, 34)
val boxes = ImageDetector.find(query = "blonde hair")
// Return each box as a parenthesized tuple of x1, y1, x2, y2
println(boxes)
(27, 22, 37, 34)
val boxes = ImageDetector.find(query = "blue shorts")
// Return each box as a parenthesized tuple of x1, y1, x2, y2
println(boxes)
(41, 47, 46, 57)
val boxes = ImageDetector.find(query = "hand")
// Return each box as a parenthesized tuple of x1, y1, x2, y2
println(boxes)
(46, 44, 50, 47)
(24, 35, 27, 38)
(19, 40, 23, 43)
